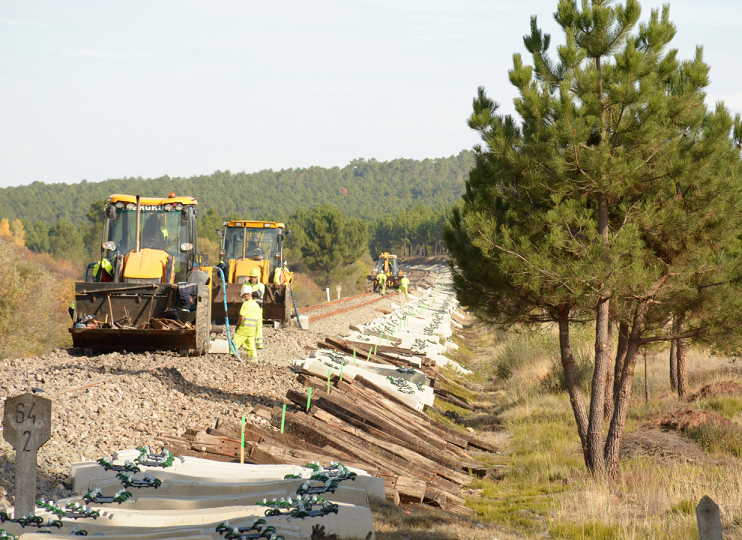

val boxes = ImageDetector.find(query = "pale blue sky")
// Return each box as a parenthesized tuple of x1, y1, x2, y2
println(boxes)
(1, 0, 740, 188)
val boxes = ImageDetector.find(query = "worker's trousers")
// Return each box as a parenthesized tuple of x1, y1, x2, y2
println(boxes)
(233, 330, 258, 361)
(398, 289, 408, 307)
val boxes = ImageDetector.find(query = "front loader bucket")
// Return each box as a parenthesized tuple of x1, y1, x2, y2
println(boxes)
(70, 282, 203, 354)
(69, 327, 196, 352)
(211, 283, 292, 325)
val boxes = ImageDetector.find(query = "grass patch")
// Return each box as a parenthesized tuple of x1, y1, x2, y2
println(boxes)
(706, 396, 742, 419)
(669, 499, 695, 515)
(493, 329, 559, 380)
(425, 408, 468, 433)
(467, 478, 566, 532)
(434, 397, 470, 416)
(370, 496, 452, 529)
(549, 520, 622, 539)
(685, 424, 742, 457)
(439, 379, 479, 403)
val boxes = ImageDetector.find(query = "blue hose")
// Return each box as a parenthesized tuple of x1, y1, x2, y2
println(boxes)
(211, 267, 242, 360)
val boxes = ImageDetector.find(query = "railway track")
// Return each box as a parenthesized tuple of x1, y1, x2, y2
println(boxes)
(296, 266, 430, 323)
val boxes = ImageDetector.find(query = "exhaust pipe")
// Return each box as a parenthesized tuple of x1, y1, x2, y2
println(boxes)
(135, 195, 141, 253)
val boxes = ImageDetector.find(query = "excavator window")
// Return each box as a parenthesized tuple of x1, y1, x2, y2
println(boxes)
(223, 227, 280, 274)
(106, 208, 193, 281)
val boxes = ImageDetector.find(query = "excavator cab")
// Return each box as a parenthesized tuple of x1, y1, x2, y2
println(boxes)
(100, 196, 199, 283)
(211, 221, 294, 326)
(70, 194, 212, 356)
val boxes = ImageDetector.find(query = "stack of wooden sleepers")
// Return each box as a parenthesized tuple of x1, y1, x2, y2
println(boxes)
(163, 339, 496, 516)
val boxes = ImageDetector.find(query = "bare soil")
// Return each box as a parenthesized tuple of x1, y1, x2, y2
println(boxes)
(644, 407, 738, 432)
(689, 380, 742, 401)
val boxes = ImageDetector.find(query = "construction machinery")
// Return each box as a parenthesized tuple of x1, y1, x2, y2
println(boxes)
(211, 220, 294, 327)
(369, 252, 403, 289)
(69, 194, 212, 356)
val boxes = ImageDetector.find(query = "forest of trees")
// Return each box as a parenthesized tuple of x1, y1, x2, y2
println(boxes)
(1, 153, 472, 268)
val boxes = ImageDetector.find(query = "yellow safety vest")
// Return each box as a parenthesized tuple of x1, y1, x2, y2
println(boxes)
(237, 300, 262, 336)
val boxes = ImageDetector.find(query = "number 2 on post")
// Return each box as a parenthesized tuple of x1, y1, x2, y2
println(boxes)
(22, 431, 31, 452)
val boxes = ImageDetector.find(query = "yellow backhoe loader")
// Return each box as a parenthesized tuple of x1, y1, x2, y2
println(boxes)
(69, 194, 212, 356)
(369, 252, 402, 290)
(211, 220, 294, 327)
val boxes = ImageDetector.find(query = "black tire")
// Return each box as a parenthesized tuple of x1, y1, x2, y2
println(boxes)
(194, 296, 211, 356)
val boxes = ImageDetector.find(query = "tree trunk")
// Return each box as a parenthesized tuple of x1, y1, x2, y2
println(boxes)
(677, 314, 688, 398)
(644, 353, 649, 405)
(612, 321, 629, 409)
(557, 311, 589, 464)
(604, 300, 648, 480)
(604, 321, 614, 420)
(669, 324, 678, 393)
(587, 194, 610, 476)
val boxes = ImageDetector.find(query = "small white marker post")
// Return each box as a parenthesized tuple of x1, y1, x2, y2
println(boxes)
(3, 393, 52, 518)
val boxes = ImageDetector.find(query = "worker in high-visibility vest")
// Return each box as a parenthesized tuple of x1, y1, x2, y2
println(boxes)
(240, 268, 265, 349)
(399, 274, 409, 307)
(274, 261, 289, 285)
(233, 290, 261, 361)
(93, 258, 113, 282)
(377, 272, 387, 296)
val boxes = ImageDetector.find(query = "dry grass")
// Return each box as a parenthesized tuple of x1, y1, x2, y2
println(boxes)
(370, 497, 523, 540)
(431, 320, 742, 539)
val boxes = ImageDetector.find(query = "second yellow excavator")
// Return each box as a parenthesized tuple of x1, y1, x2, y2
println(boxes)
(369, 252, 403, 289)
(211, 220, 294, 327)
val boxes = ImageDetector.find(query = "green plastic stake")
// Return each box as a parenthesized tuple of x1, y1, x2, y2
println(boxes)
(339, 363, 344, 384)
(366, 348, 371, 360)
(328, 369, 332, 394)
(374, 343, 378, 355)
(353, 350, 356, 365)
(306, 387, 312, 411)
(240, 416, 246, 464)
(281, 404, 286, 433)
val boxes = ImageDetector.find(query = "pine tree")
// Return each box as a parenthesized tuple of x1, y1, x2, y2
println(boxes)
(446, 0, 742, 479)
(289, 204, 369, 288)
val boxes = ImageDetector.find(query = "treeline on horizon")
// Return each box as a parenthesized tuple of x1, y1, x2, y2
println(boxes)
(0, 151, 473, 269)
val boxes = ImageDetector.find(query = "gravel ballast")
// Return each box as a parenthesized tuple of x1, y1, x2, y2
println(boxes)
(0, 292, 396, 509)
